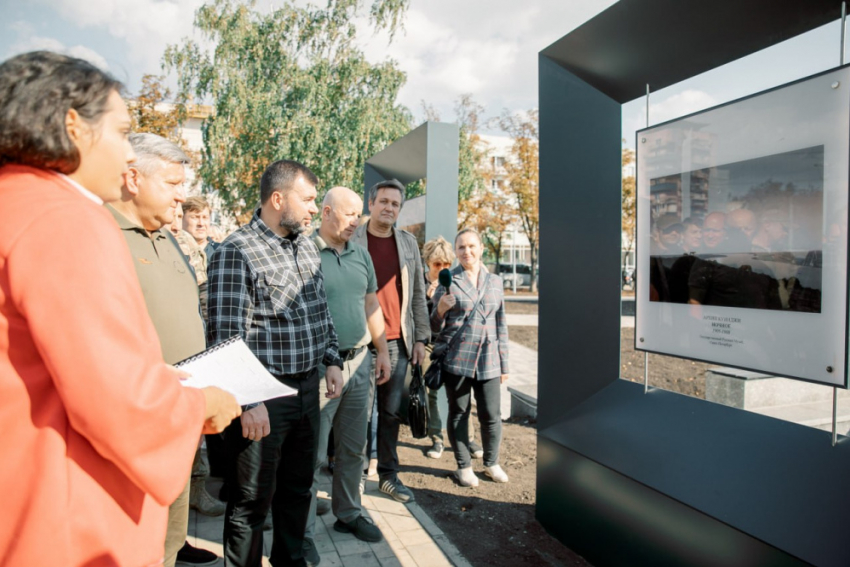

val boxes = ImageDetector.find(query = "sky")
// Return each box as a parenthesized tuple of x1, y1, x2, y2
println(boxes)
(0, 0, 845, 147)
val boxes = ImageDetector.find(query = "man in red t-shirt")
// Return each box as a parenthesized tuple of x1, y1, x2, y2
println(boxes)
(351, 179, 430, 503)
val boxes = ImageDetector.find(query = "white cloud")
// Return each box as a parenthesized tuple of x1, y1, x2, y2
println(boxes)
(33, 0, 204, 72)
(9, 36, 110, 70)
(357, 0, 618, 128)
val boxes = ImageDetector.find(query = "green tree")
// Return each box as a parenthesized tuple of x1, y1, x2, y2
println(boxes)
(129, 74, 188, 147)
(454, 94, 487, 206)
(622, 144, 636, 278)
(497, 109, 539, 292)
(164, 0, 413, 217)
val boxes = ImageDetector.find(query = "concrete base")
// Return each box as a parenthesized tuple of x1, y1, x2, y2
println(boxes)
(705, 367, 850, 435)
(508, 385, 538, 419)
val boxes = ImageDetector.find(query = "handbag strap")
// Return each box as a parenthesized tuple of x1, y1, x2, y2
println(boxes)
(443, 273, 490, 355)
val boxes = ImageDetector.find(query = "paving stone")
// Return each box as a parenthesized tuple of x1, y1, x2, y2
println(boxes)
(367, 511, 399, 542)
(321, 509, 339, 528)
(334, 537, 374, 557)
(395, 549, 419, 567)
(317, 550, 344, 566)
(379, 513, 422, 534)
(390, 528, 431, 547)
(340, 551, 381, 567)
(368, 496, 409, 515)
(369, 540, 396, 560)
(404, 542, 451, 567)
(378, 556, 403, 567)
(327, 525, 358, 544)
(405, 504, 443, 536)
(431, 535, 472, 567)
(315, 532, 337, 554)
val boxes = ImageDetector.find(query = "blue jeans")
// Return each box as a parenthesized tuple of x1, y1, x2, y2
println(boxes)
(375, 339, 409, 480)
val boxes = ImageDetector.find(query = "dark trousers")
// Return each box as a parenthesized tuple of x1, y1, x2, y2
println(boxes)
(443, 371, 502, 469)
(223, 369, 319, 567)
(375, 339, 409, 480)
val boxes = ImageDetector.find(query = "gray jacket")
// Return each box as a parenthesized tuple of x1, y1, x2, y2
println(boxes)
(352, 221, 430, 357)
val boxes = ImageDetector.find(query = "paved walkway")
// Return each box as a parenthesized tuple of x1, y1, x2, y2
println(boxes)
(187, 473, 471, 567)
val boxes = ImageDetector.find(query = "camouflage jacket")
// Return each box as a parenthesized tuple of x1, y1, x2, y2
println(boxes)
(175, 230, 208, 285)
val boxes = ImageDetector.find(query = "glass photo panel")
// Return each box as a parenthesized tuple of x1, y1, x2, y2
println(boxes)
(635, 66, 850, 387)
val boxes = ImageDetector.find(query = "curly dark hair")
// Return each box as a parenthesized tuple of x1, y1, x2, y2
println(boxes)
(0, 51, 123, 173)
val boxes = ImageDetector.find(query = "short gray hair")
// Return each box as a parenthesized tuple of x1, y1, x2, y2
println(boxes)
(129, 132, 190, 175)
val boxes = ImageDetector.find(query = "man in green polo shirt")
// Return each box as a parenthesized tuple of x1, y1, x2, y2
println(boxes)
(107, 133, 220, 567)
(304, 187, 392, 556)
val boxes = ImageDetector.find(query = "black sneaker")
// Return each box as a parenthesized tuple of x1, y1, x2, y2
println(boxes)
(316, 497, 331, 516)
(379, 477, 415, 503)
(175, 542, 219, 566)
(302, 537, 321, 567)
(334, 515, 383, 542)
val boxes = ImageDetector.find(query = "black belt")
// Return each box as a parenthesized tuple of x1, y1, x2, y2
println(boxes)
(277, 368, 314, 381)
(339, 345, 365, 362)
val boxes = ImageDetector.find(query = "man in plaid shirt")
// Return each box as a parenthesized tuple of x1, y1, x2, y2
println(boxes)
(207, 159, 344, 567)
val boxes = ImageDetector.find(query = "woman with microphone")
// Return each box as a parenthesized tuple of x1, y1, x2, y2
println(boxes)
(430, 228, 510, 487)
(421, 236, 484, 461)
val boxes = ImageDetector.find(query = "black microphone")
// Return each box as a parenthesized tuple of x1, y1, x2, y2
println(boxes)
(438, 268, 452, 290)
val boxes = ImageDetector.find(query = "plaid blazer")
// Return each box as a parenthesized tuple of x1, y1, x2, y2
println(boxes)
(430, 265, 509, 380)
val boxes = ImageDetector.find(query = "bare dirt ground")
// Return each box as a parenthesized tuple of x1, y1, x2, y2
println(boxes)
(403, 297, 709, 566)
(397, 420, 590, 567)
(505, 298, 709, 399)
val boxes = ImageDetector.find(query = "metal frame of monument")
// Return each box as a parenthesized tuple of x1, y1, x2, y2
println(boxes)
(537, 1, 850, 566)
(362, 121, 459, 245)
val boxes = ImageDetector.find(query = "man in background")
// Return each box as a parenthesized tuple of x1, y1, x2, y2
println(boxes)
(351, 179, 430, 504)
(183, 195, 221, 260)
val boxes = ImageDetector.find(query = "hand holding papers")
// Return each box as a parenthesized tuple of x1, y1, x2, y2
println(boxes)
(176, 336, 296, 405)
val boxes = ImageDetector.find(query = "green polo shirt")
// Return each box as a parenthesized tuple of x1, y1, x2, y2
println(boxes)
(313, 232, 377, 351)
(107, 205, 206, 364)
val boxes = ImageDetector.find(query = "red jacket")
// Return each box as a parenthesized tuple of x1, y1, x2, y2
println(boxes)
(0, 166, 206, 566)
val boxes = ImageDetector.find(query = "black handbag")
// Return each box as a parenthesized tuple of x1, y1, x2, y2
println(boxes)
(407, 364, 429, 439)
(424, 275, 490, 390)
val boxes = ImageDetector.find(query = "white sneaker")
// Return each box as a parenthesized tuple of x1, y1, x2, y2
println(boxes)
(426, 441, 444, 459)
(454, 467, 479, 487)
(484, 465, 509, 483)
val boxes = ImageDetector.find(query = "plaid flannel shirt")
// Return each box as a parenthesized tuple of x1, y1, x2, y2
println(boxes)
(206, 209, 341, 376)
(430, 266, 509, 380)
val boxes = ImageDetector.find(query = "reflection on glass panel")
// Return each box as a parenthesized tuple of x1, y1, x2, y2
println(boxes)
(648, 146, 823, 314)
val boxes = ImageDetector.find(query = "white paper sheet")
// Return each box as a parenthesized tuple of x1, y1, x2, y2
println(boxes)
(176, 337, 296, 405)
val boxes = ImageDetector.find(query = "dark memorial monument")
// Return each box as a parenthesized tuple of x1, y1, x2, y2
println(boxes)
(362, 120, 459, 245)
(537, 1, 850, 565)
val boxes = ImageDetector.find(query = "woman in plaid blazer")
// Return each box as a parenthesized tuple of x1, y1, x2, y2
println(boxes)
(430, 228, 510, 487)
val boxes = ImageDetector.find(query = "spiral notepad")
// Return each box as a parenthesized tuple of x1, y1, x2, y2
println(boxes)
(175, 336, 296, 405)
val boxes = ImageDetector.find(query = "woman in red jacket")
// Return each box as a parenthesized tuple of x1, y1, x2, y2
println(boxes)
(0, 51, 240, 567)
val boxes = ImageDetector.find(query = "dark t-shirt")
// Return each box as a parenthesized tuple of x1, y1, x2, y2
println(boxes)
(368, 231, 403, 340)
